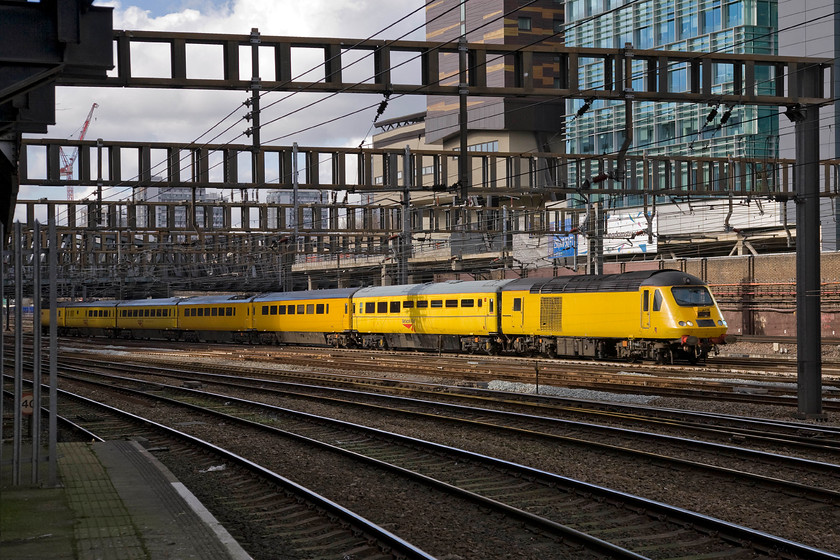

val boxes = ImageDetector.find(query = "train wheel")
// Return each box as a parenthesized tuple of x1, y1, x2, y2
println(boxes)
(687, 349, 699, 365)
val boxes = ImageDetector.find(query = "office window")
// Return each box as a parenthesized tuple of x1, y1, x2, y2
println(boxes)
(518, 17, 531, 31)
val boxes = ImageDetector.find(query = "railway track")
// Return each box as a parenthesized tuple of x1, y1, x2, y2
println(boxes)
(46, 360, 840, 558)
(58, 348, 840, 445)
(4, 382, 435, 560)
(57, 339, 840, 410)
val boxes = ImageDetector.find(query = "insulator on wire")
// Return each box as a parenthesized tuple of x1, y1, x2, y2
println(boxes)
(719, 106, 733, 126)
(705, 105, 719, 123)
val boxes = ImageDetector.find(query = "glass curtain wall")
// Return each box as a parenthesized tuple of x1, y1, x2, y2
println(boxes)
(565, 0, 778, 200)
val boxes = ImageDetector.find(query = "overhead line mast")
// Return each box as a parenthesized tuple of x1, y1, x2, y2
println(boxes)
(60, 102, 98, 200)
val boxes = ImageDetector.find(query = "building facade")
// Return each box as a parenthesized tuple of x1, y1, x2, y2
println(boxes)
(564, 1, 778, 162)
(424, 0, 566, 155)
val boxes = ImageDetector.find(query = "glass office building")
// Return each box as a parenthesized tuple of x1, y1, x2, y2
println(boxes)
(564, 1, 778, 161)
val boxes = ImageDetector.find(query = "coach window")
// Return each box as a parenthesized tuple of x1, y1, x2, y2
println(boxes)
(403, 301, 414, 309)
(653, 290, 663, 311)
(227, 307, 233, 316)
(461, 299, 474, 307)
(445, 300, 458, 308)
(642, 291, 649, 312)
(417, 300, 428, 309)
(431, 300, 443, 308)
(316, 304, 325, 314)
(390, 301, 400, 313)
(306, 304, 314, 314)
(211, 308, 218, 317)
(365, 302, 375, 313)
(278, 305, 285, 315)
(377, 302, 388, 313)
(513, 298, 522, 311)
(288, 305, 295, 315)
(270, 305, 278, 315)
(297, 304, 305, 314)
(477, 299, 482, 308)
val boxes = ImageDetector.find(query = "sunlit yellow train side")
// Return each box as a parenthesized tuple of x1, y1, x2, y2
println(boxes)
(61, 300, 119, 336)
(38, 270, 732, 363)
(116, 298, 180, 339)
(177, 295, 252, 341)
(351, 281, 506, 352)
(252, 288, 356, 346)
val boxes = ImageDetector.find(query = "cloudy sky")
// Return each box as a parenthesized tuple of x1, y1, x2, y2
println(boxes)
(24, 0, 427, 206)
(51, 0, 426, 145)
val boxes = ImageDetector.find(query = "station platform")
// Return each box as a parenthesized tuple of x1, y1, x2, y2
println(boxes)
(1, 440, 252, 560)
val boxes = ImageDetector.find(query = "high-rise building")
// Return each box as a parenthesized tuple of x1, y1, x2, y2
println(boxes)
(564, 1, 778, 163)
(424, 0, 566, 156)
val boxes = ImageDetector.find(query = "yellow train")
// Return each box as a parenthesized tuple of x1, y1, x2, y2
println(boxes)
(43, 270, 732, 363)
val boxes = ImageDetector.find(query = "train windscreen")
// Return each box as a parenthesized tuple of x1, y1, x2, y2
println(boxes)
(671, 286, 714, 307)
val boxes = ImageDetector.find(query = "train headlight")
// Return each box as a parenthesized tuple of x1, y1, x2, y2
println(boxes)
(717, 320, 725, 326)
(678, 321, 686, 326)
(686, 321, 694, 327)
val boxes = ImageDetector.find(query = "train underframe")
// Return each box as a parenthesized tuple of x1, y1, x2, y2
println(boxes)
(341, 331, 718, 364)
(57, 327, 720, 363)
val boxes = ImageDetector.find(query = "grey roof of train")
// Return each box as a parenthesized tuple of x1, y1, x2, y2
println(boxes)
(178, 294, 254, 305)
(502, 270, 705, 294)
(353, 280, 514, 298)
(252, 288, 359, 302)
(62, 300, 121, 308)
(118, 298, 183, 307)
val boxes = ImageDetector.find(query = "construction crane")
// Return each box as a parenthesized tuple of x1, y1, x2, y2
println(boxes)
(60, 102, 98, 200)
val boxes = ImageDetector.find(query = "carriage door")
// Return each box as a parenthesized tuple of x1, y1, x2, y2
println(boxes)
(513, 297, 524, 328)
(641, 289, 651, 329)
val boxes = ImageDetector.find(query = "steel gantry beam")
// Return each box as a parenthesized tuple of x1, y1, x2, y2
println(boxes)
(53, 30, 834, 108)
(20, 138, 840, 198)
